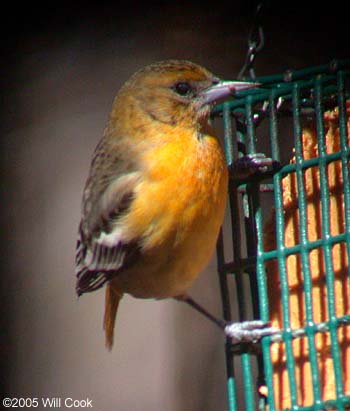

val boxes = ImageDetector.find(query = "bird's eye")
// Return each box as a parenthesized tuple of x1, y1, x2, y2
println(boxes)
(173, 82, 192, 96)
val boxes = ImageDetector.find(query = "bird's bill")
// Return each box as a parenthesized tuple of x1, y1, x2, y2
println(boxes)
(200, 80, 260, 105)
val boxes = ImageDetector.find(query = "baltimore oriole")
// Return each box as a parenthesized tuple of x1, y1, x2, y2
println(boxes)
(75, 60, 276, 349)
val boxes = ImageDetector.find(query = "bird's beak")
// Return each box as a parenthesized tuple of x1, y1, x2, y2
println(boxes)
(200, 80, 260, 105)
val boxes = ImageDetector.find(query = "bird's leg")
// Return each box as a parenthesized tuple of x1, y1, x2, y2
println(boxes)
(175, 294, 226, 330)
(175, 294, 279, 344)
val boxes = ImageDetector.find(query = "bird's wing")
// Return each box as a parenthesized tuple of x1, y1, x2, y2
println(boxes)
(75, 139, 142, 296)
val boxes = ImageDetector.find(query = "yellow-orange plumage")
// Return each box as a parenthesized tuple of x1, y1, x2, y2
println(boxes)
(75, 60, 255, 349)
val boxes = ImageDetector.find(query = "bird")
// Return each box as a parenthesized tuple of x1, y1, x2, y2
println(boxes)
(75, 59, 276, 349)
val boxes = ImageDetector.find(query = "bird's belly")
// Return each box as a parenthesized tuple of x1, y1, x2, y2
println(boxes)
(116, 190, 226, 299)
(115, 258, 198, 299)
(116, 237, 215, 299)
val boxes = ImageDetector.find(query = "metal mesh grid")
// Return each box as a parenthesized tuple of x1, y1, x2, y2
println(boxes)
(213, 60, 350, 411)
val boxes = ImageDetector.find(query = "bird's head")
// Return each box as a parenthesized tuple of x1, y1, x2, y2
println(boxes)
(111, 60, 258, 131)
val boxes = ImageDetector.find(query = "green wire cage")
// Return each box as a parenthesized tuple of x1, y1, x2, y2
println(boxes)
(213, 59, 350, 411)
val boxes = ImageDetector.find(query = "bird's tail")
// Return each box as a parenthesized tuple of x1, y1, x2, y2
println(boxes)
(103, 283, 123, 350)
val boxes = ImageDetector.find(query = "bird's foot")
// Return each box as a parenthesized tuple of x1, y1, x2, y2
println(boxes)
(224, 320, 279, 344)
(230, 153, 280, 180)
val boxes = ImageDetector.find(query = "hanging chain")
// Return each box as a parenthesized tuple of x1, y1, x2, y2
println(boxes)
(238, 3, 265, 80)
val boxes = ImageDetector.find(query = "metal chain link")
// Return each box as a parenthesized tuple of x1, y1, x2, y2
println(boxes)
(238, 3, 265, 80)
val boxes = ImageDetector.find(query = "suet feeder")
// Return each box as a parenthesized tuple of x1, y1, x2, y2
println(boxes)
(213, 59, 350, 411)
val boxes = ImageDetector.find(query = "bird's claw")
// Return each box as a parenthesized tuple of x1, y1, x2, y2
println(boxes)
(230, 153, 280, 180)
(224, 320, 279, 344)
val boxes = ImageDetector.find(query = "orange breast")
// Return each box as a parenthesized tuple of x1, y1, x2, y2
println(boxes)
(133, 127, 227, 247)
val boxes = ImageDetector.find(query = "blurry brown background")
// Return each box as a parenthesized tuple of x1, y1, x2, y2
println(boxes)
(1, 2, 348, 410)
